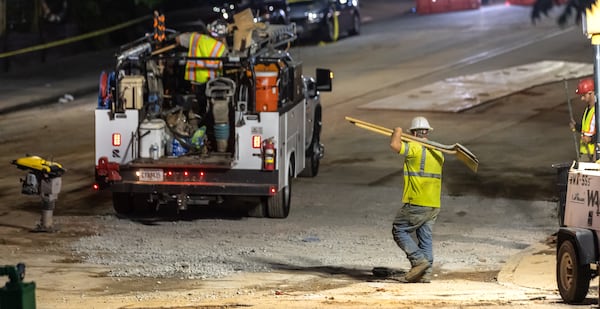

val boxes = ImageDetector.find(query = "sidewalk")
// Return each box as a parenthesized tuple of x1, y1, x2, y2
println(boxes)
(0, 48, 115, 115)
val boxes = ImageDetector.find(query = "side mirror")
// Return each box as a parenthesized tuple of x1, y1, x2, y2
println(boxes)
(315, 68, 333, 92)
(307, 79, 317, 98)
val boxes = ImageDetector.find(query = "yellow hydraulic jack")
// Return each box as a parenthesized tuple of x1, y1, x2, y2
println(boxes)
(0, 263, 36, 309)
(12, 155, 66, 232)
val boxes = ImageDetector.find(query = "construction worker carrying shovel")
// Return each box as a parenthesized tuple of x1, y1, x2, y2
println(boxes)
(570, 78, 596, 162)
(389, 116, 444, 283)
(345, 115, 477, 282)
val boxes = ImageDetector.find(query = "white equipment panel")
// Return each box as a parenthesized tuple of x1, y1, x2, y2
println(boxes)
(565, 162, 600, 230)
(95, 109, 139, 165)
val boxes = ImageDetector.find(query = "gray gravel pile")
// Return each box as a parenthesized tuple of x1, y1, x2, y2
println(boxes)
(71, 182, 557, 279)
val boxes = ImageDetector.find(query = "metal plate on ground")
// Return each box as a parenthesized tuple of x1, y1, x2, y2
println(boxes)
(360, 61, 593, 112)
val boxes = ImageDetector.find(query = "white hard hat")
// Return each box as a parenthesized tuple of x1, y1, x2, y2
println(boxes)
(409, 116, 433, 131)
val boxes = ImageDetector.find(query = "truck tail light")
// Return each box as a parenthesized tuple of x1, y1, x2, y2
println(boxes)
(252, 135, 262, 149)
(112, 133, 121, 146)
(163, 170, 205, 181)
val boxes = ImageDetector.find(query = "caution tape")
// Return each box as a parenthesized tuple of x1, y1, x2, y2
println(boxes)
(0, 15, 152, 59)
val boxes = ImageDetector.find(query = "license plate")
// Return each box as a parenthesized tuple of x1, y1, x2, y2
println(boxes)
(138, 169, 164, 181)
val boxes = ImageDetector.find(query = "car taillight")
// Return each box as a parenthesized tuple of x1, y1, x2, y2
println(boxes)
(112, 133, 121, 146)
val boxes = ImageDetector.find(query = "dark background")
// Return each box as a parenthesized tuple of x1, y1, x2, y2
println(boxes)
(0, 0, 219, 72)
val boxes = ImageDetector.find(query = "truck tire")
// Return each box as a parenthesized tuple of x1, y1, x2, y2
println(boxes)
(557, 239, 591, 303)
(299, 117, 322, 178)
(266, 160, 293, 218)
(112, 192, 133, 215)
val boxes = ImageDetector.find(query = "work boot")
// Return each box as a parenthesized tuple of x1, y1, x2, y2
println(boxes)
(419, 267, 433, 283)
(404, 259, 429, 283)
(418, 274, 432, 283)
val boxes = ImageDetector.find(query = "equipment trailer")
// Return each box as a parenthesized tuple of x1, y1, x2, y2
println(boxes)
(94, 14, 332, 218)
(555, 5, 600, 304)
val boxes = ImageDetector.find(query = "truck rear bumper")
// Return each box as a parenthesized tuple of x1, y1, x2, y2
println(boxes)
(110, 168, 279, 196)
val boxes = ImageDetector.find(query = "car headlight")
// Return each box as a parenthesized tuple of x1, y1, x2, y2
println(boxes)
(306, 11, 324, 23)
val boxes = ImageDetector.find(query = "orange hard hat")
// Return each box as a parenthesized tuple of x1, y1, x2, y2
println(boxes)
(576, 78, 595, 95)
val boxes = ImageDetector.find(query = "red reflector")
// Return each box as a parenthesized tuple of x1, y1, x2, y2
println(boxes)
(112, 133, 121, 146)
(252, 135, 262, 149)
(200, 171, 205, 177)
(184, 171, 189, 176)
(269, 186, 277, 195)
(167, 171, 173, 176)
(92, 183, 99, 190)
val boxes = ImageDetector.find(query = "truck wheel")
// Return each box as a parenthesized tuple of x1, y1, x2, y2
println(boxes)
(112, 192, 133, 215)
(300, 119, 322, 178)
(266, 160, 293, 218)
(557, 239, 591, 303)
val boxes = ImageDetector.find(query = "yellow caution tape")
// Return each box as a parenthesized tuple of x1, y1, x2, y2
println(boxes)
(0, 15, 152, 59)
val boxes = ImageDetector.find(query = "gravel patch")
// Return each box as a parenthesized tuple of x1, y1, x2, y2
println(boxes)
(70, 182, 557, 280)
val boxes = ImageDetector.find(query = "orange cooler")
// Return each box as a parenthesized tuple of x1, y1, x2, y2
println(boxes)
(255, 66, 279, 112)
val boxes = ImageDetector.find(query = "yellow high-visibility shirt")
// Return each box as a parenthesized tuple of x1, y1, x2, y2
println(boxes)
(184, 33, 226, 83)
(399, 141, 444, 207)
(581, 106, 596, 156)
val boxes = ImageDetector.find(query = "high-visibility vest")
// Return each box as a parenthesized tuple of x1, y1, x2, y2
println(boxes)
(184, 33, 226, 83)
(398, 141, 444, 208)
(581, 106, 596, 156)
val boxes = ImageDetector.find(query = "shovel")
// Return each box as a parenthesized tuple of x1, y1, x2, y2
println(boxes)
(345, 116, 479, 173)
(564, 79, 590, 161)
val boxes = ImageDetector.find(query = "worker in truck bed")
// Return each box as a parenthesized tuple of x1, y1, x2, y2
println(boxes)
(175, 19, 228, 114)
(389, 116, 444, 283)
(570, 78, 596, 162)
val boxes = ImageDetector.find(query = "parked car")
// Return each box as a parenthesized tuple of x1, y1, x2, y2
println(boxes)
(242, 0, 290, 24)
(288, 0, 360, 42)
(207, 0, 290, 24)
(167, 0, 289, 33)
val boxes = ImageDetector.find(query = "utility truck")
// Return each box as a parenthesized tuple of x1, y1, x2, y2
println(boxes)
(93, 13, 332, 218)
